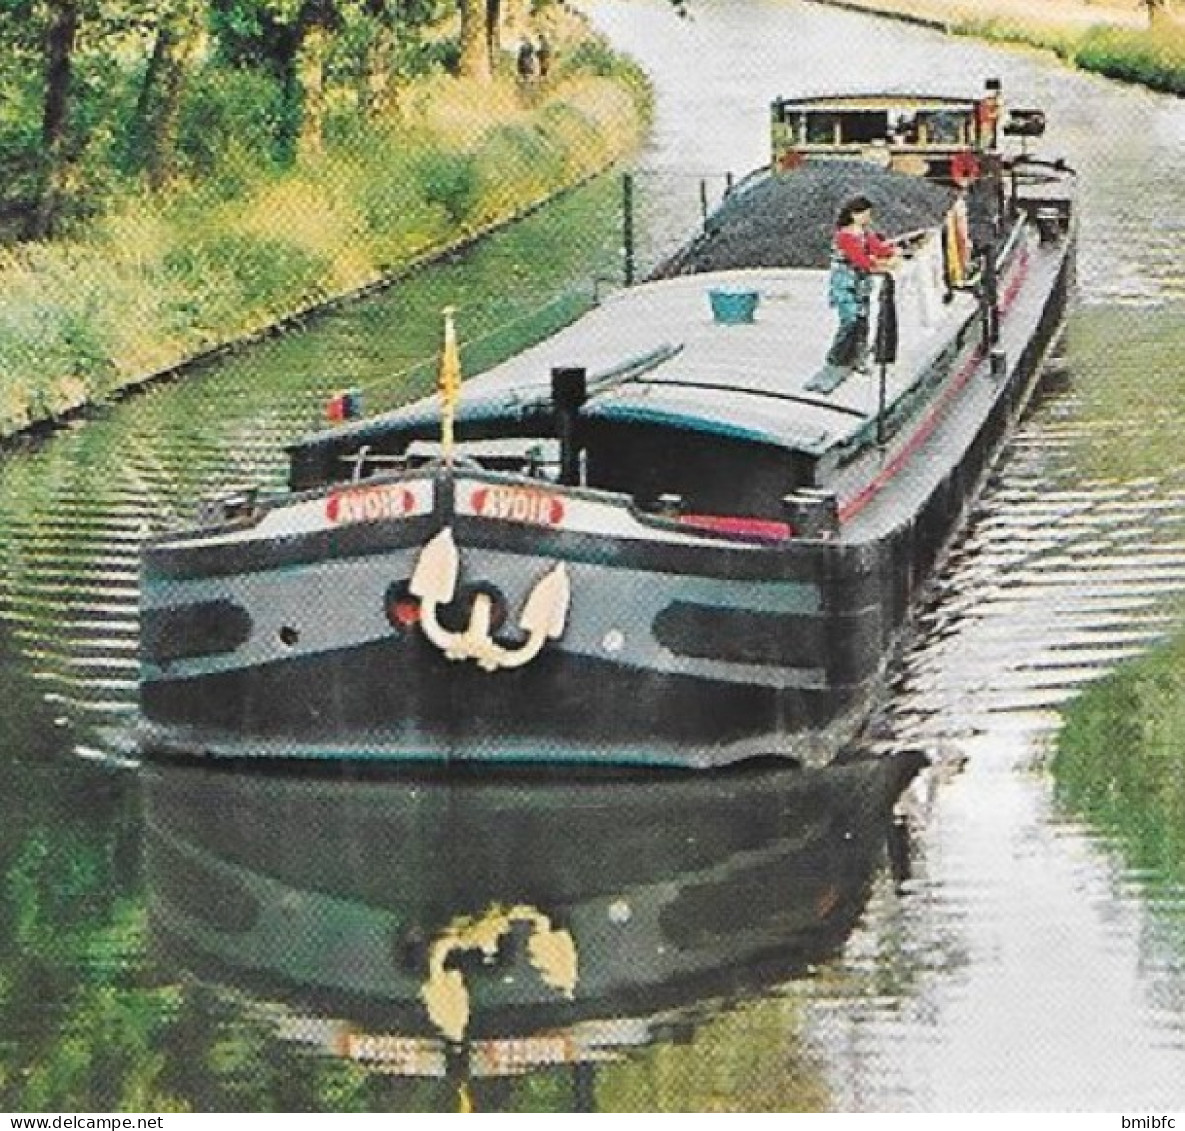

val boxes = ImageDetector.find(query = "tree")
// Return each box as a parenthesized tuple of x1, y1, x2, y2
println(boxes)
(360, 0, 399, 116)
(31, 0, 82, 238)
(131, 2, 204, 188)
(485, 0, 500, 68)
(1, 0, 190, 233)
(295, 1, 337, 159)
(353, 0, 445, 119)
(456, 0, 490, 81)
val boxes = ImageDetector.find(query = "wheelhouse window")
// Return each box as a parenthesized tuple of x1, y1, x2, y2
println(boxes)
(804, 112, 842, 145)
(582, 419, 816, 521)
(917, 110, 968, 146)
(838, 111, 890, 145)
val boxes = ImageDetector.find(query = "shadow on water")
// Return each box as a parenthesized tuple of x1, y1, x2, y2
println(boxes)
(135, 751, 923, 1112)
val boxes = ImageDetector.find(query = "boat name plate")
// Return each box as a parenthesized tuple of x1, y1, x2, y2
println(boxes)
(325, 482, 421, 525)
(466, 485, 566, 527)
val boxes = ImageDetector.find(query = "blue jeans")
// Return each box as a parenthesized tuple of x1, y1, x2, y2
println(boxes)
(827, 310, 869, 368)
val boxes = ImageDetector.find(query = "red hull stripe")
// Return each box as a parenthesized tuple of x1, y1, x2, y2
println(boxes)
(838, 248, 1031, 525)
(678, 513, 793, 542)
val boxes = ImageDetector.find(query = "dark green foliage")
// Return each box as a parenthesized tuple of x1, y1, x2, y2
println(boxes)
(0, 0, 456, 234)
(208, 0, 304, 77)
(414, 148, 481, 224)
(480, 122, 564, 185)
(415, 33, 459, 76)
(165, 233, 330, 309)
(174, 66, 291, 179)
(556, 37, 621, 79)
(0, 1, 651, 436)
(0, 96, 43, 235)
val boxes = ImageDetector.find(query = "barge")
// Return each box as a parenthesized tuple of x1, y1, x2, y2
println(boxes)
(137, 80, 1076, 768)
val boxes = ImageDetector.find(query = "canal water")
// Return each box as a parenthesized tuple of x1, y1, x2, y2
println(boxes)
(3, 0, 1185, 1112)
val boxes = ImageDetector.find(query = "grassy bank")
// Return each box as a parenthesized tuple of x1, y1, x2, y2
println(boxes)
(1072, 19, 1185, 91)
(1053, 627, 1185, 890)
(959, 14, 1185, 93)
(805, 0, 1185, 94)
(0, 40, 650, 438)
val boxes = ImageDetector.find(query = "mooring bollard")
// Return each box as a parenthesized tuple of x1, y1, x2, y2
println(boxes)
(990, 347, 1008, 381)
(782, 489, 839, 540)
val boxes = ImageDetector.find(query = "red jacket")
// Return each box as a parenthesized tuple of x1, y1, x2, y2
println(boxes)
(834, 229, 896, 272)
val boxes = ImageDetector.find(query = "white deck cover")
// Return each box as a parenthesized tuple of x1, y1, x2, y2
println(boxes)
(459, 245, 976, 455)
(315, 240, 979, 460)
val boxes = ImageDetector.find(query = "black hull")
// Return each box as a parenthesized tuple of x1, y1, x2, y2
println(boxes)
(139, 634, 873, 768)
(138, 210, 1075, 769)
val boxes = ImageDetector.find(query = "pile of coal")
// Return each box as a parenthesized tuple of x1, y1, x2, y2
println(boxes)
(653, 162, 957, 276)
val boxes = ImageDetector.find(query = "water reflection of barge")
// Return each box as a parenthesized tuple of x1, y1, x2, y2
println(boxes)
(138, 81, 1075, 768)
(143, 752, 923, 1089)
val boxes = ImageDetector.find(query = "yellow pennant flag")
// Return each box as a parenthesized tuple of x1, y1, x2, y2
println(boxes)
(438, 305, 462, 461)
(943, 209, 964, 289)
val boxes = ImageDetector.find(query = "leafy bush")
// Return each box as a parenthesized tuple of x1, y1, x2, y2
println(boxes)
(415, 37, 460, 78)
(176, 66, 290, 181)
(413, 149, 481, 225)
(475, 122, 566, 216)
(0, 78, 44, 228)
(0, 251, 115, 417)
(165, 232, 329, 316)
(352, 163, 451, 263)
(557, 38, 621, 79)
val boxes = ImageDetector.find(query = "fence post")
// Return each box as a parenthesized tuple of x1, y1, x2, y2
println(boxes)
(622, 172, 636, 286)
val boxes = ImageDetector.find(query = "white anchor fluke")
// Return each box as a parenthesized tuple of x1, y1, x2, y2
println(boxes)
(519, 563, 570, 640)
(459, 592, 497, 668)
(411, 528, 462, 659)
(409, 528, 459, 604)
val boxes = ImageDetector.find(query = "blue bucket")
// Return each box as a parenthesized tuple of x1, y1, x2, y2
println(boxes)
(708, 288, 760, 324)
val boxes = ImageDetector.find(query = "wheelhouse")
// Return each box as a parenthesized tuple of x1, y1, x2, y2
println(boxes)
(771, 88, 1003, 183)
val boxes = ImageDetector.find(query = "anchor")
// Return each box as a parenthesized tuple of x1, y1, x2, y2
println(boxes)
(409, 527, 571, 672)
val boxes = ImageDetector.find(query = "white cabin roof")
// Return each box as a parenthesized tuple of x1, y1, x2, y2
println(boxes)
(299, 252, 978, 461)
(457, 259, 976, 455)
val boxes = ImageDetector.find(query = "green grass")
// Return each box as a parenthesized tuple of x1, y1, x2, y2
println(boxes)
(1075, 22, 1185, 94)
(954, 16, 1082, 61)
(0, 47, 651, 438)
(1053, 626, 1185, 892)
(953, 12, 1185, 93)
